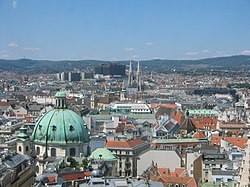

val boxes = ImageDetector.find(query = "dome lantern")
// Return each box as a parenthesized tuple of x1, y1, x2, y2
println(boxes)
(55, 91, 67, 109)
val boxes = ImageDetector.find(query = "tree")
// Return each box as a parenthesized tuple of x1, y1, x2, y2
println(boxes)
(226, 131, 233, 137)
(67, 156, 78, 168)
(59, 160, 67, 168)
(82, 158, 90, 169)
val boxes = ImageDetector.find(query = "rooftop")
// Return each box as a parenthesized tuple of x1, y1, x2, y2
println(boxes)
(89, 148, 117, 161)
(153, 138, 208, 144)
(106, 138, 146, 149)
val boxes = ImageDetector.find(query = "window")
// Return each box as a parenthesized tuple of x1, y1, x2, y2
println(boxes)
(70, 148, 76, 156)
(51, 148, 56, 157)
(227, 179, 232, 182)
(52, 125, 57, 131)
(19, 146, 22, 152)
(205, 171, 208, 177)
(26, 146, 29, 152)
(37, 147, 40, 155)
(216, 178, 222, 183)
(69, 125, 74, 131)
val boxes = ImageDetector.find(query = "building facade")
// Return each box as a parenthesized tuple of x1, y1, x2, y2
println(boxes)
(106, 138, 150, 177)
(32, 91, 90, 174)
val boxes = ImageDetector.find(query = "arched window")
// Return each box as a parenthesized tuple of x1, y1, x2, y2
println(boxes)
(26, 146, 29, 152)
(37, 147, 40, 155)
(19, 146, 22, 152)
(51, 148, 56, 157)
(70, 148, 76, 157)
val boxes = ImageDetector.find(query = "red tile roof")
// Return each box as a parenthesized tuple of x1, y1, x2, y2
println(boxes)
(106, 138, 145, 148)
(195, 123, 217, 130)
(193, 131, 206, 139)
(173, 114, 185, 125)
(151, 103, 177, 109)
(211, 136, 247, 149)
(155, 176, 197, 187)
(192, 117, 218, 125)
(158, 168, 186, 177)
(192, 117, 217, 130)
(157, 168, 170, 177)
(147, 166, 197, 187)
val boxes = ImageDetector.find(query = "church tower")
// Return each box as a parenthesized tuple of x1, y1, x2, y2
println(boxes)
(136, 61, 142, 91)
(127, 61, 133, 87)
(16, 126, 31, 155)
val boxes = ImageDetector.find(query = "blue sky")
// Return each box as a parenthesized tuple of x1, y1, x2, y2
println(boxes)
(0, 0, 250, 60)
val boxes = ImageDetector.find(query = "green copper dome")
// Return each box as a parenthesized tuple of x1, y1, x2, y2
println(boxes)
(32, 109, 89, 145)
(55, 91, 67, 98)
(17, 126, 30, 141)
(90, 148, 117, 161)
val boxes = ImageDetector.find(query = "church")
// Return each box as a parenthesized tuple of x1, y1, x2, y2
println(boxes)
(16, 91, 90, 174)
(127, 61, 142, 93)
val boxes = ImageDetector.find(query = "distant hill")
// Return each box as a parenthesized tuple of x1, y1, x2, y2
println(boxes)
(0, 55, 250, 74)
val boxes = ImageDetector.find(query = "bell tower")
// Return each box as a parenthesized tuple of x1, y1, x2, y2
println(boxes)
(136, 61, 142, 91)
(16, 126, 31, 155)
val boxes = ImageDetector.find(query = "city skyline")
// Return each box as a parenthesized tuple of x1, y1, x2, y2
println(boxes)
(0, 0, 250, 60)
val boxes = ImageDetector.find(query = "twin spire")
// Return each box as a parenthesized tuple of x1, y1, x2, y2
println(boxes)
(128, 61, 142, 91)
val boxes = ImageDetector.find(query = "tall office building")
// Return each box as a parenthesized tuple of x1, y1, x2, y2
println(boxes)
(94, 63, 126, 77)
(69, 72, 81, 81)
(61, 72, 69, 81)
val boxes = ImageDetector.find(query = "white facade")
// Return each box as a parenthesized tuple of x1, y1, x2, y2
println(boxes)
(32, 95, 56, 105)
(109, 102, 151, 114)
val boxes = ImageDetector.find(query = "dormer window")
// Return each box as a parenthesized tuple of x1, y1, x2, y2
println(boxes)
(69, 125, 74, 131)
(52, 125, 57, 131)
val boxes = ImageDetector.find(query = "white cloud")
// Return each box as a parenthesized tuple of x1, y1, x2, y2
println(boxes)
(123, 47, 135, 52)
(185, 51, 198, 55)
(24, 47, 40, 51)
(202, 49, 210, 53)
(8, 42, 18, 47)
(13, 0, 17, 10)
(152, 57, 163, 59)
(146, 42, 154, 46)
(132, 55, 140, 58)
(240, 50, 250, 55)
